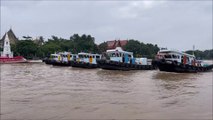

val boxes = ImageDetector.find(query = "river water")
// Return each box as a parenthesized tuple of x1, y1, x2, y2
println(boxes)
(0, 63, 212, 119)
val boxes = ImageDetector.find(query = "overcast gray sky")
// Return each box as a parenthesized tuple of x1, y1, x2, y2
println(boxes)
(1, 0, 212, 51)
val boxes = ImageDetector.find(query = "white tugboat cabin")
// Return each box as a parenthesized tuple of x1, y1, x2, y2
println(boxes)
(156, 48, 196, 66)
(77, 52, 101, 64)
(105, 47, 133, 63)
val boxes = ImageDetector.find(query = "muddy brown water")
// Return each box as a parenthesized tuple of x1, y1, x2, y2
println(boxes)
(0, 63, 212, 119)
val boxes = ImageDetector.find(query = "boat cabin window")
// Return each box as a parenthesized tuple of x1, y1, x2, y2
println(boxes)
(164, 55, 172, 58)
(112, 53, 116, 57)
(79, 55, 83, 58)
(96, 56, 100, 59)
(108, 52, 124, 57)
(122, 53, 124, 57)
(62, 55, 67, 57)
(172, 55, 178, 59)
(116, 53, 120, 57)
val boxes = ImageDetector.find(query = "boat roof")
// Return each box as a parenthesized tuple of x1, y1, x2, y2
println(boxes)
(106, 47, 133, 55)
(58, 52, 74, 55)
(159, 49, 195, 58)
(50, 53, 60, 56)
(78, 52, 101, 56)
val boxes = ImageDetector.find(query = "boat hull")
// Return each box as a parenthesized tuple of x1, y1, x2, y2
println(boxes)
(43, 58, 71, 66)
(0, 56, 27, 64)
(153, 60, 213, 73)
(97, 59, 156, 71)
(70, 61, 99, 69)
(52, 61, 71, 66)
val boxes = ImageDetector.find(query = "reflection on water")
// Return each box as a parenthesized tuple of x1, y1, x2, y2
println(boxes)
(153, 72, 199, 81)
(152, 71, 208, 109)
(1, 63, 212, 119)
(96, 70, 136, 82)
(152, 72, 199, 92)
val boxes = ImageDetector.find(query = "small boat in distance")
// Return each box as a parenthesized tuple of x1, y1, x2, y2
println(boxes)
(153, 48, 213, 73)
(97, 47, 156, 71)
(0, 33, 27, 64)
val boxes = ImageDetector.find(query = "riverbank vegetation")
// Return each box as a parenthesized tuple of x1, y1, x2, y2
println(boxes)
(8, 34, 213, 60)
(186, 50, 213, 60)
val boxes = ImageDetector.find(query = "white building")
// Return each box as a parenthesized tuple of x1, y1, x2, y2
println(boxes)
(1, 33, 13, 58)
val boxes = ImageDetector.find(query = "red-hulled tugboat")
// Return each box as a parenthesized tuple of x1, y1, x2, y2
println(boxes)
(0, 33, 27, 63)
(153, 48, 213, 73)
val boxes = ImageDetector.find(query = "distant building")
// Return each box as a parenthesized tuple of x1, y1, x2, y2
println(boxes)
(0, 29, 18, 48)
(106, 40, 128, 50)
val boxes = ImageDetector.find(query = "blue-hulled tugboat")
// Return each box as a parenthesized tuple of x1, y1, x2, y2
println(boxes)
(97, 47, 156, 71)
(70, 52, 101, 68)
(153, 48, 213, 73)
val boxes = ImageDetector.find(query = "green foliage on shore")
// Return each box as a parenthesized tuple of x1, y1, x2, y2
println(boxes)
(11, 34, 103, 59)
(9, 34, 212, 60)
(11, 40, 42, 59)
(124, 39, 159, 58)
(185, 49, 213, 60)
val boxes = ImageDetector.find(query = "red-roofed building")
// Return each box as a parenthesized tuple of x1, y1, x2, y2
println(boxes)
(106, 40, 128, 50)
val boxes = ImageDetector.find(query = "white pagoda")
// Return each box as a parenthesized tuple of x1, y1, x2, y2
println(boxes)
(1, 33, 13, 58)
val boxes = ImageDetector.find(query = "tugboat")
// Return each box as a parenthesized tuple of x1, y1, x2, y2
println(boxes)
(0, 33, 27, 63)
(153, 48, 213, 73)
(43, 52, 77, 66)
(43, 53, 59, 65)
(70, 52, 101, 68)
(51, 52, 76, 66)
(97, 47, 156, 71)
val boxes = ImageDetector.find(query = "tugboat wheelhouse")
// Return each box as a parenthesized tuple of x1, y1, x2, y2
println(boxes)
(156, 49, 196, 66)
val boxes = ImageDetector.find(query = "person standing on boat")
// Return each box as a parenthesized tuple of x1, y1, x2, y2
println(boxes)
(122, 53, 125, 63)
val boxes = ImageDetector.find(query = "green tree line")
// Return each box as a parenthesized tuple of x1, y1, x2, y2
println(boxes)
(9, 34, 212, 60)
(123, 39, 159, 58)
(11, 34, 98, 59)
(186, 49, 213, 60)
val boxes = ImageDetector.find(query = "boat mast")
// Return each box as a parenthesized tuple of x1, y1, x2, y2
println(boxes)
(193, 45, 195, 56)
